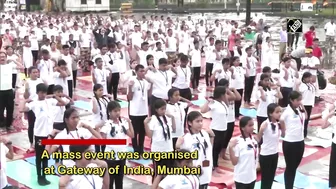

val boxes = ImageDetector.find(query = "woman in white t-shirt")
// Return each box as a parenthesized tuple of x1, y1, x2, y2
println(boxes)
(229, 116, 258, 189)
(257, 103, 283, 189)
(256, 73, 282, 131)
(100, 101, 134, 189)
(280, 91, 306, 189)
(92, 84, 112, 153)
(230, 56, 246, 118)
(155, 149, 200, 189)
(216, 79, 242, 160)
(200, 86, 234, 174)
(321, 103, 336, 189)
(144, 99, 176, 182)
(22, 35, 33, 76)
(189, 41, 202, 93)
(176, 111, 214, 189)
(211, 58, 231, 87)
(166, 88, 190, 148)
(295, 72, 316, 140)
(58, 145, 108, 189)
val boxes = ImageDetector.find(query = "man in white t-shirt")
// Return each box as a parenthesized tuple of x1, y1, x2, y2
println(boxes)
(0, 137, 14, 189)
(301, 47, 321, 98)
(324, 19, 336, 50)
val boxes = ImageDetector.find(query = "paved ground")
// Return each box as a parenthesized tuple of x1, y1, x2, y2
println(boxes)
(1, 15, 336, 189)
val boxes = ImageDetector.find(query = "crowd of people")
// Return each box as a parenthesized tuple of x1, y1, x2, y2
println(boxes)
(0, 12, 335, 189)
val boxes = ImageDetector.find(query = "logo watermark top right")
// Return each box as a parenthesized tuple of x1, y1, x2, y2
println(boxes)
(287, 18, 303, 33)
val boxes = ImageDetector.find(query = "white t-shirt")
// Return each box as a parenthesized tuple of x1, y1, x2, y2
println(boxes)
(53, 72, 69, 96)
(324, 22, 336, 36)
(129, 77, 150, 116)
(327, 116, 336, 144)
(0, 143, 9, 189)
(147, 70, 175, 99)
(212, 65, 232, 82)
(233, 136, 258, 184)
(241, 55, 258, 77)
(180, 131, 212, 185)
(101, 119, 129, 160)
(54, 128, 92, 167)
(66, 163, 103, 189)
(61, 54, 73, 80)
(230, 66, 245, 89)
(91, 97, 109, 125)
(166, 102, 187, 138)
(159, 175, 200, 189)
(26, 78, 44, 100)
(172, 66, 192, 89)
(27, 99, 58, 137)
(260, 121, 280, 156)
(53, 97, 70, 123)
(38, 59, 55, 85)
(280, 105, 305, 142)
(301, 56, 320, 75)
(298, 83, 316, 106)
(280, 67, 295, 88)
(209, 100, 229, 131)
(148, 115, 174, 152)
(93, 68, 109, 95)
(256, 89, 277, 117)
(190, 49, 201, 67)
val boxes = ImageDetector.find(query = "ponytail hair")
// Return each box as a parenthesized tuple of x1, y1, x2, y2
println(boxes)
(267, 103, 279, 132)
(153, 99, 170, 140)
(106, 101, 127, 137)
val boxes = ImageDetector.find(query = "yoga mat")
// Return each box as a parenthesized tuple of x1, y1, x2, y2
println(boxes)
(73, 100, 91, 111)
(126, 173, 152, 186)
(240, 108, 257, 118)
(274, 171, 329, 189)
(304, 136, 332, 148)
(7, 160, 59, 189)
(298, 160, 329, 180)
(191, 98, 207, 106)
(125, 146, 152, 166)
(211, 170, 234, 186)
(25, 156, 60, 175)
(118, 100, 129, 108)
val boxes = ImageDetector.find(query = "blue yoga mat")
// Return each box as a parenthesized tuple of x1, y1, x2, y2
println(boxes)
(73, 100, 91, 111)
(240, 108, 257, 118)
(118, 100, 129, 108)
(126, 146, 152, 165)
(25, 156, 60, 175)
(7, 160, 59, 189)
(191, 98, 207, 106)
(274, 171, 329, 189)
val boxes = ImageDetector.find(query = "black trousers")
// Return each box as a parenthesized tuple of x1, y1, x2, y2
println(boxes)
(32, 50, 39, 64)
(95, 145, 106, 153)
(129, 115, 147, 154)
(0, 89, 14, 128)
(152, 156, 175, 182)
(177, 87, 192, 126)
(223, 122, 235, 149)
(279, 87, 293, 108)
(330, 142, 336, 188)
(282, 140, 304, 189)
(72, 70, 77, 89)
(235, 89, 244, 118)
(303, 105, 313, 138)
(260, 153, 279, 189)
(27, 110, 36, 144)
(106, 159, 126, 189)
(205, 63, 214, 86)
(35, 136, 48, 179)
(244, 76, 255, 103)
(212, 129, 227, 167)
(172, 138, 178, 150)
(12, 74, 17, 89)
(67, 80, 73, 98)
(192, 67, 201, 89)
(235, 181, 256, 189)
(199, 184, 208, 189)
(109, 73, 120, 99)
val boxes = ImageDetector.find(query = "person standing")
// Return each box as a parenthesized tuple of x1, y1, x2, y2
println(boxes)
(324, 19, 336, 51)
(0, 51, 14, 131)
(279, 25, 287, 61)
(280, 91, 306, 189)
(303, 26, 315, 48)
(60, 45, 74, 98)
